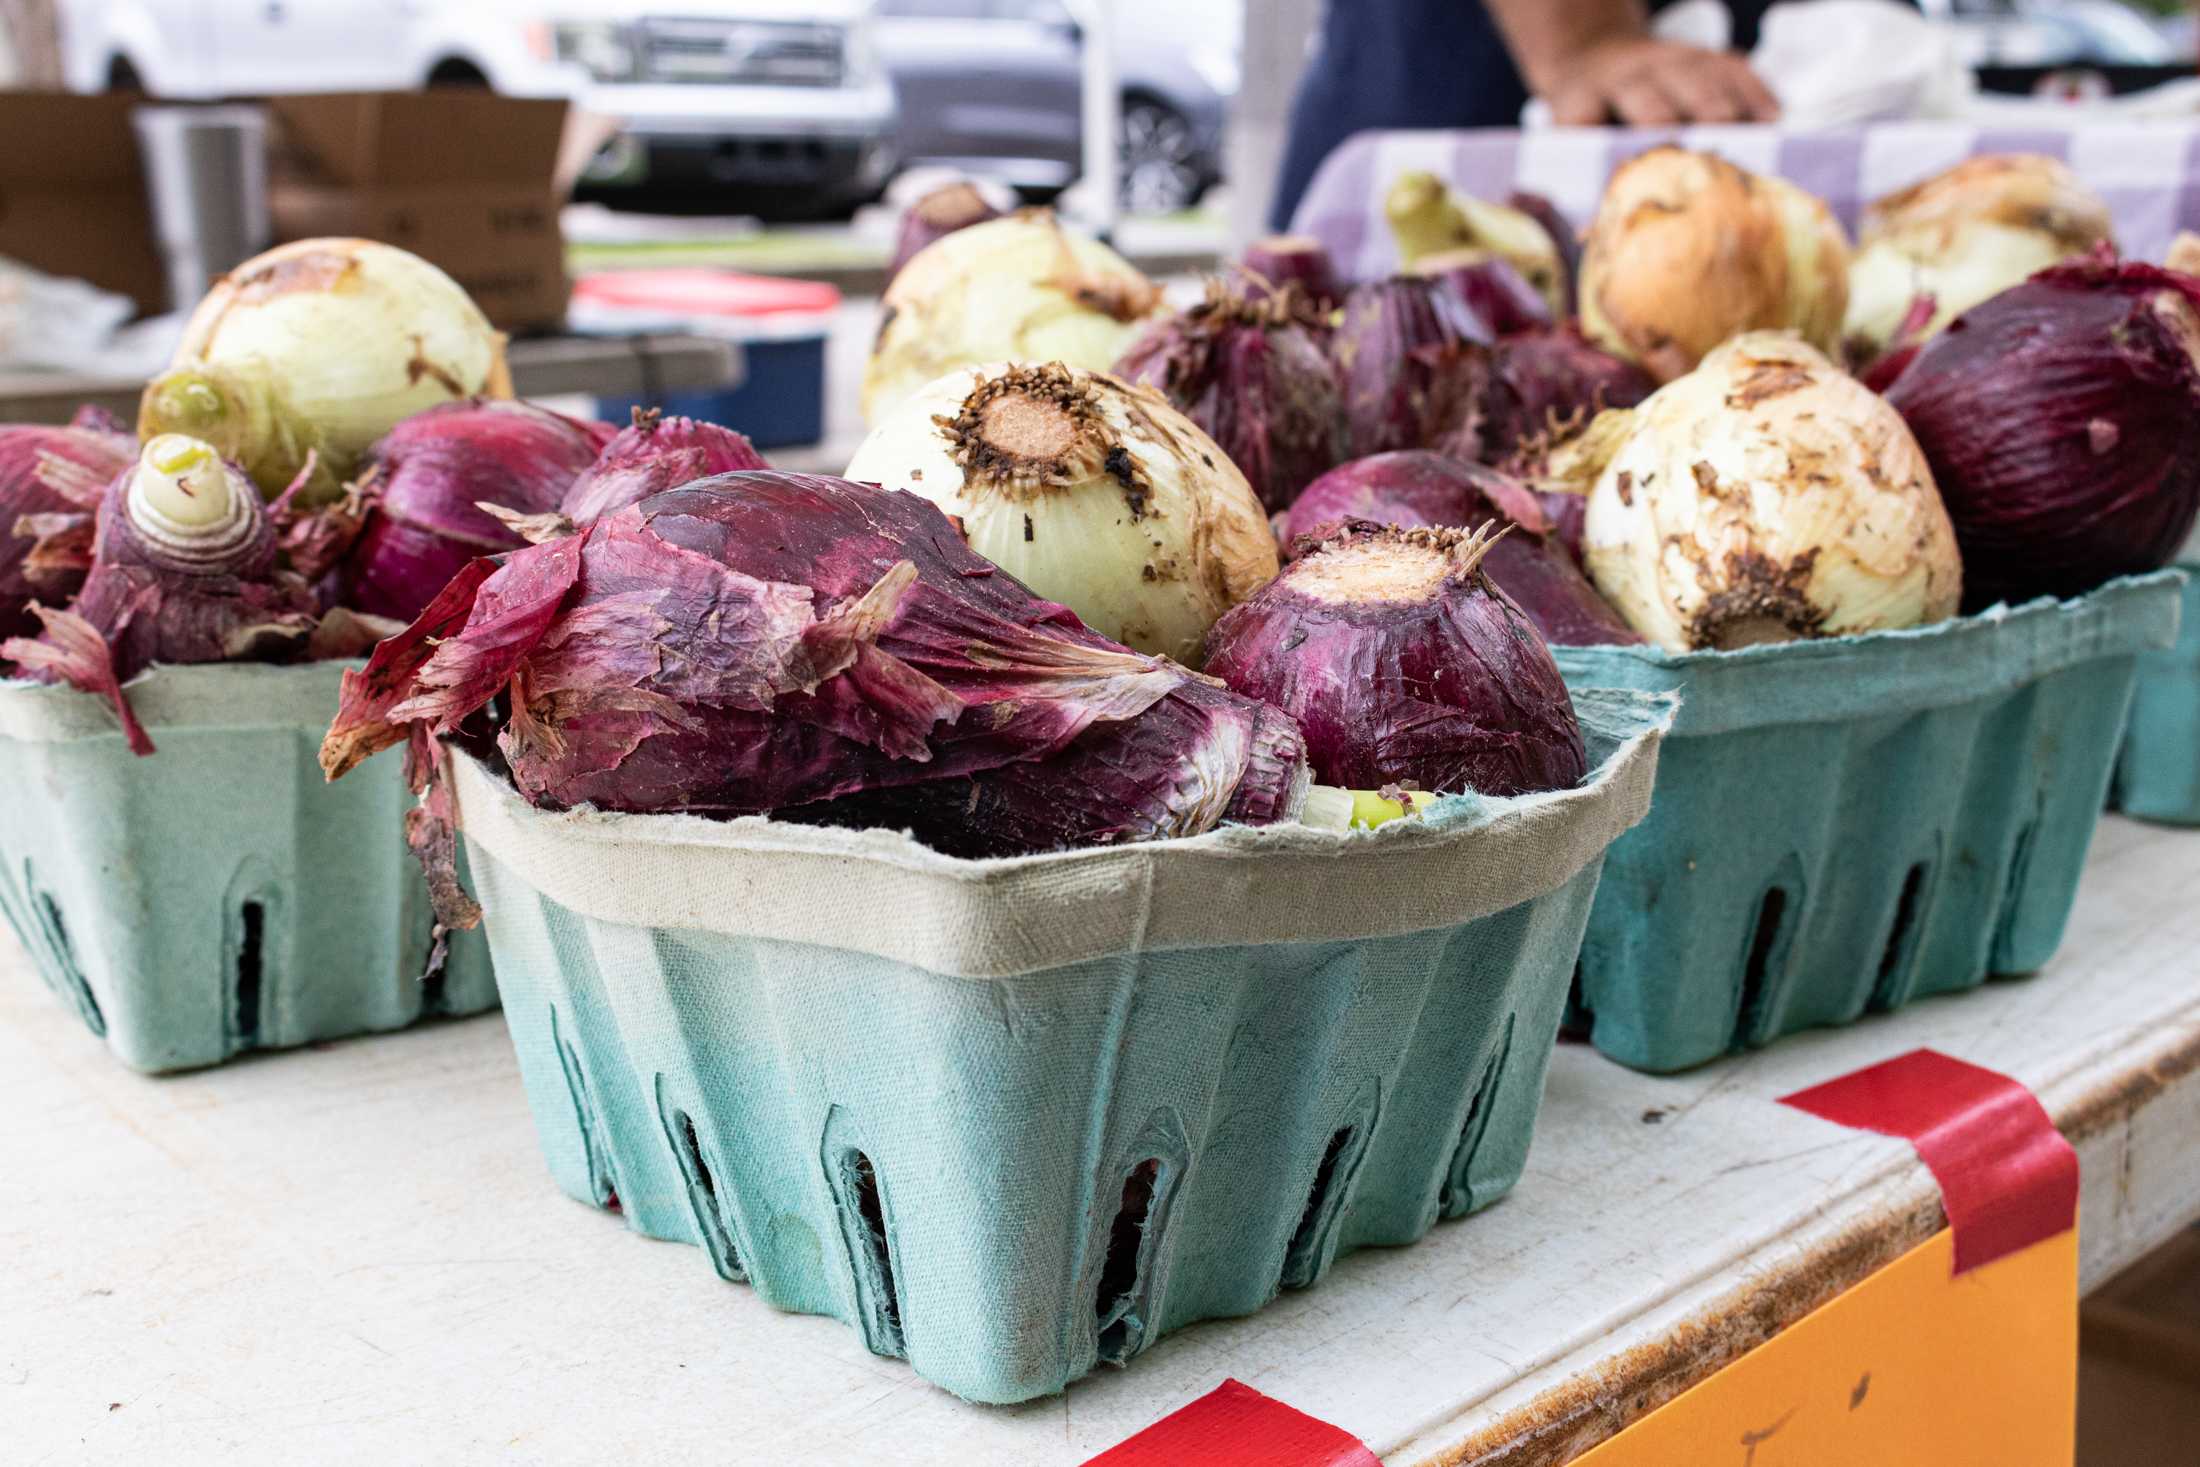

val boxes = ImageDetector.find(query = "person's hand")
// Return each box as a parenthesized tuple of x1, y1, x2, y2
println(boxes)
(1545, 37, 1780, 126)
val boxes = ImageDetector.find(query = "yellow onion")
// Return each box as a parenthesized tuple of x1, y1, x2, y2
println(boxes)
(862, 210, 1163, 425)
(844, 361, 1277, 665)
(140, 239, 510, 503)
(1384, 171, 1565, 316)
(1845, 154, 2114, 357)
(1579, 148, 1850, 383)
(1582, 332, 1960, 651)
(2167, 231, 2200, 277)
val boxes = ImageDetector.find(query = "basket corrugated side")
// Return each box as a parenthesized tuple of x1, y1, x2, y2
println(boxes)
(2112, 564, 2200, 825)
(1555, 573, 2182, 1075)
(449, 691, 1671, 1405)
(0, 662, 496, 1073)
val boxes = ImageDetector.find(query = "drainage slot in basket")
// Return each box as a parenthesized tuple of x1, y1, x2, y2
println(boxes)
(668, 1102, 743, 1281)
(233, 901, 265, 1049)
(840, 1150, 905, 1357)
(1280, 1126, 1356, 1291)
(15, 871, 104, 1038)
(1868, 863, 1931, 1011)
(1438, 1013, 1516, 1219)
(1731, 886, 1791, 1049)
(418, 938, 450, 1016)
(1095, 1159, 1161, 1363)
(1991, 816, 2043, 970)
(1560, 958, 1593, 1041)
(550, 1005, 621, 1213)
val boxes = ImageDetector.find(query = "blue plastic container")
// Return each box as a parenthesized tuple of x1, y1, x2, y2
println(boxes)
(0, 662, 496, 1073)
(447, 692, 1671, 1404)
(2111, 563, 2200, 826)
(1555, 574, 2182, 1075)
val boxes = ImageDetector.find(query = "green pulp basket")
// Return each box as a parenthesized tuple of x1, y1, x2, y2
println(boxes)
(448, 692, 1671, 1405)
(2111, 563, 2200, 825)
(1555, 573, 2182, 1075)
(0, 662, 496, 1073)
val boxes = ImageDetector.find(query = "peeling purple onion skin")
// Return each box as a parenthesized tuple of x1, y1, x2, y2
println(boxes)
(1239, 236, 1342, 313)
(0, 423, 136, 646)
(1463, 328, 1655, 466)
(1332, 276, 1493, 459)
(782, 677, 1307, 857)
(1505, 190, 1580, 312)
(1283, 452, 1639, 646)
(1423, 256, 1552, 337)
(1204, 523, 1588, 797)
(323, 471, 1221, 824)
(344, 399, 615, 621)
(560, 412, 770, 527)
(1112, 288, 1346, 514)
(1885, 255, 2200, 608)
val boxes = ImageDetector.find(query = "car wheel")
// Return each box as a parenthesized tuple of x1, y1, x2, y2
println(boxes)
(1119, 97, 1204, 215)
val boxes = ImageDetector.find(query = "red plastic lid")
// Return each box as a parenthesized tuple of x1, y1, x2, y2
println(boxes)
(572, 269, 842, 318)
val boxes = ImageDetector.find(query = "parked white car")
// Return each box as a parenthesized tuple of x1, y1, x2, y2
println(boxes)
(56, 0, 899, 215)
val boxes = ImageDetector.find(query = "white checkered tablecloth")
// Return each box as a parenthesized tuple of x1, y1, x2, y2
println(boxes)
(1289, 122, 2200, 283)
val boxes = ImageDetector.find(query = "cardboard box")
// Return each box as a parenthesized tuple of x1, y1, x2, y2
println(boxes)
(0, 91, 166, 313)
(266, 92, 570, 333)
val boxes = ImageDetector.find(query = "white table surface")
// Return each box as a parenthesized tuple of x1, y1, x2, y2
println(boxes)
(5, 815, 2197, 1467)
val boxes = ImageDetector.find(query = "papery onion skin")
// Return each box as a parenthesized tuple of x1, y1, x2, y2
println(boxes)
(863, 210, 1164, 424)
(1586, 332, 1961, 651)
(1111, 280, 1346, 514)
(1413, 249, 1553, 337)
(1464, 326, 1657, 466)
(1332, 275, 1492, 459)
(1505, 190, 1581, 314)
(1579, 148, 1851, 383)
(561, 410, 769, 527)
(844, 361, 1278, 666)
(343, 399, 616, 621)
(0, 420, 137, 646)
(887, 181, 1003, 286)
(2169, 232, 2200, 278)
(1240, 235, 1342, 313)
(1204, 521, 1587, 796)
(141, 239, 510, 503)
(1845, 154, 2113, 357)
(1884, 255, 2200, 608)
(1283, 451, 1641, 646)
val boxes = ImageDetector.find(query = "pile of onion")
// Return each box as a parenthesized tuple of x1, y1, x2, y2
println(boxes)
(1204, 520, 1587, 798)
(863, 211, 1164, 424)
(843, 361, 1278, 666)
(1579, 148, 1851, 383)
(342, 399, 615, 621)
(1111, 278, 1345, 514)
(1332, 275, 1491, 458)
(1581, 332, 1962, 651)
(1284, 451, 1638, 646)
(1384, 171, 1567, 316)
(1845, 154, 2113, 359)
(1883, 254, 2200, 608)
(139, 239, 511, 503)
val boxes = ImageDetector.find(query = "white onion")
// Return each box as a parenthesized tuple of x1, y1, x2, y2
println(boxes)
(1579, 148, 1850, 383)
(140, 238, 509, 502)
(1582, 332, 1961, 651)
(1845, 154, 2114, 355)
(862, 210, 1163, 425)
(844, 361, 1277, 665)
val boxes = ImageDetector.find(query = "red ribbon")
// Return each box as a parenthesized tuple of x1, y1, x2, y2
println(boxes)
(1780, 1048, 2077, 1275)
(1083, 1380, 1380, 1467)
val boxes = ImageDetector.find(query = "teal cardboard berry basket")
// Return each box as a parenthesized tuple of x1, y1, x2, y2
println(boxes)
(446, 691, 1670, 1405)
(1555, 572, 2182, 1075)
(2111, 563, 2200, 826)
(0, 662, 496, 1073)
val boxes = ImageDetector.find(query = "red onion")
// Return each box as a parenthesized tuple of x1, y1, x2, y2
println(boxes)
(1332, 275, 1492, 458)
(1283, 451, 1639, 646)
(887, 181, 1003, 285)
(1204, 521, 1587, 796)
(322, 472, 1309, 895)
(1111, 280, 1345, 514)
(1885, 254, 2200, 607)
(1415, 250, 1553, 336)
(559, 409, 769, 527)
(1466, 327, 1656, 466)
(0, 419, 137, 648)
(1239, 235, 1342, 313)
(342, 399, 615, 621)
(2, 436, 320, 754)
(1505, 190, 1580, 313)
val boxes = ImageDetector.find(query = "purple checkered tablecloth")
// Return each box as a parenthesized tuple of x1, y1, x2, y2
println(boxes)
(1290, 122, 2200, 284)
